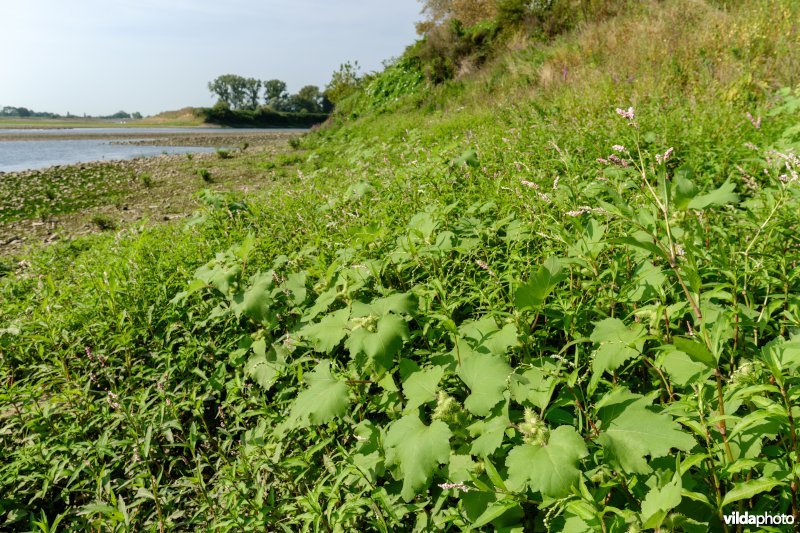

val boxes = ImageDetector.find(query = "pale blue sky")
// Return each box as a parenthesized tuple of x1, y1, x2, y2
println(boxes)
(0, 1, 421, 116)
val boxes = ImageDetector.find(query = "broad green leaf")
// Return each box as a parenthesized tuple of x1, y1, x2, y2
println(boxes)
(351, 421, 383, 483)
(402, 366, 444, 413)
(302, 288, 338, 322)
(469, 401, 510, 457)
(230, 271, 275, 323)
(359, 292, 417, 317)
(470, 499, 520, 529)
(452, 148, 479, 168)
(721, 477, 783, 507)
(597, 400, 695, 474)
(245, 340, 284, 390)
(459, 317, 518, 356)
(627, 261, 666, 302)
(506, 426, 588, 498)
(300, 307, 350, 353)
(384, 414, 452, 501)
(346, 314, 409, 371)
(761, 336, 800, 379)
(661, 349, 712, 387)
(687, 179, 739, 210)
(509, 365, 556, 410)
(457, 351, 513, 416)
(514, 257, 565, 310)
(589, 318, 646, 391)
(673, 337, 716, 367)
(673, 173, 700, 211)
(641, 475, 682, 529)
(195, 259, 241, 295)
(446, 454, 476, 483)
(289, 361, 349, 426)
(283, 272, 307, 305)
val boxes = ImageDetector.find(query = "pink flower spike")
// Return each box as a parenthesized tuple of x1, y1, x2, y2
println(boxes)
(616, 106, 635, 120)
(612, 145, 627, 153)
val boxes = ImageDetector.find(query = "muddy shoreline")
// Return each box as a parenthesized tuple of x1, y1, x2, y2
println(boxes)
(0, 130, 302, 257)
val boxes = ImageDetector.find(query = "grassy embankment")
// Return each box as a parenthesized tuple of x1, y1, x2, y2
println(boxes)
(2, 1, 800, 530)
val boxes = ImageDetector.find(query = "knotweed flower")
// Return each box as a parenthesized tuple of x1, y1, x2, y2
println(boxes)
(607, 154, 630, 168)
(566, 207, 592, 216)
(616, 106, 635, 120)
(520, 179, 539, 189)
(552, 175, 560, 189)
(746, 112, 761, 129)
(597, 157, 609, 165)
(656, 147, 674, 164)
(438, 482, 471, 493)
(612, 145, 627, 153)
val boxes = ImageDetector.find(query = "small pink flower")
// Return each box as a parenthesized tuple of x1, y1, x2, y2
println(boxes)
(746, 112, 761, 129)
(612, 145, 627, 153)
(615, 106, 635, 120)
(597, 157, 609, 165)
(520, 179, 539, 189)
(607, 154, 630, 168)
(656, 147, 674, 164)
(439, 482, 471, 492)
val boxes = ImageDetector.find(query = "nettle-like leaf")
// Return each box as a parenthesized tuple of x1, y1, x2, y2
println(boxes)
(194, 255, 242, 295)
(660, 348, 712, 387)
(289, 360, 349, 427)
(402, 366, 445, 413)
(300, 307, 350, 353)
(230, 271, 275, 323)
(346, 314, 409, 372)
(514, 256, 565, 310)
(589, 318, 646, 392)
(352, 292, 417, 318)
(384, 414, 452, 501)
(458, 317, 518, 356)
(245, 338, 284, 390)
(509, 362, 558, 411)
(506, 426, 588, 498)
(596, 393, 695, 474)
(640, 472, 682, 529)
(469, 400, 510, 457)
(457, 342, 513, 416)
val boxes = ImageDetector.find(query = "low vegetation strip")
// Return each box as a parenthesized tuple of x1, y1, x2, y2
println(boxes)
(2, 0, 800, 531)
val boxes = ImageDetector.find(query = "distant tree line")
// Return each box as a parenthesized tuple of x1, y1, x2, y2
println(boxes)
(207, 75, 335, 114)
(0, 106, 142, 120)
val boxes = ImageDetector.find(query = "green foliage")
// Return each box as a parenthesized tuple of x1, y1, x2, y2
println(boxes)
(4, 2, 800, 530)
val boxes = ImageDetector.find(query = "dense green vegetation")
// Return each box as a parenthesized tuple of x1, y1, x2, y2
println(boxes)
(3, 1, 800, 530)
(197, 107, 329, 128)
(207, 75, 332, 114)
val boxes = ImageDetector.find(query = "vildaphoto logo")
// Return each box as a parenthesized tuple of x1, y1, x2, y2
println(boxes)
(723, 511, 795, 527)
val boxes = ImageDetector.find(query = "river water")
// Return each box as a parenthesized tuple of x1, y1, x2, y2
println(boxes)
(0, 127, 301, 172)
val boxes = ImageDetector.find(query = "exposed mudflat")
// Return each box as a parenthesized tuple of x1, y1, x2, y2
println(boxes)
(0, 130, 303, 256)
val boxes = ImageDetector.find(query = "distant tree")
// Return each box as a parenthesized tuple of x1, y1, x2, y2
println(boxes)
(131, 112, 143, 120)
(263, 79, 289, 111)
(324, 61, 362, 105)
(242, 78, 262, 111)
(208, 74, 260, 110)
(290, 85, 323, 113)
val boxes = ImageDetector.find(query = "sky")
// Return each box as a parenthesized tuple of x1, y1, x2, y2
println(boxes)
(0, 0, 422, 116)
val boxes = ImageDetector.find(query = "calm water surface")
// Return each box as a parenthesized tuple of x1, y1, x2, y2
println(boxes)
(0, 139, 214, 172)
(0, 127, 302, 172)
